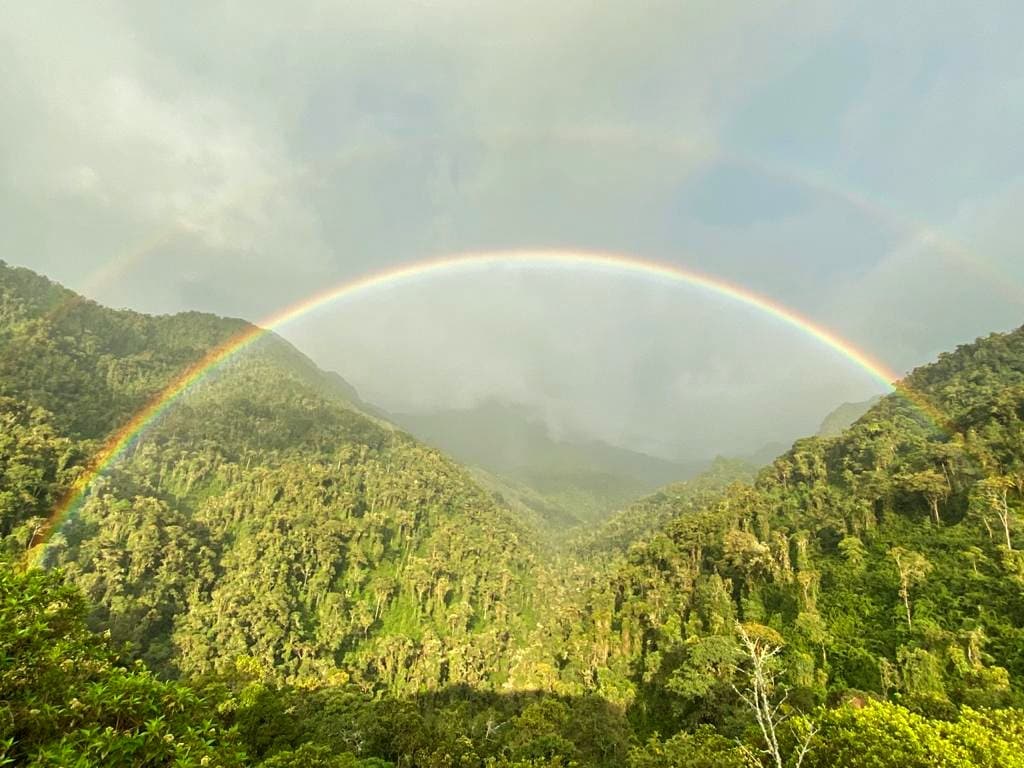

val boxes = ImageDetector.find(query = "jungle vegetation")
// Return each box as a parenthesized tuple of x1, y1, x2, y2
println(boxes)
(2, 260, 1023, 766)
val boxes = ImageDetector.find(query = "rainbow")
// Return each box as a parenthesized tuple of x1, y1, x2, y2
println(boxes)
(52, 128, 1024, 322)
(28, 248, 943, 564)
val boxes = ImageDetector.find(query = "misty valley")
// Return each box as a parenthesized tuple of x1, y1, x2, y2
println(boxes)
(2, 261, 1024, 767)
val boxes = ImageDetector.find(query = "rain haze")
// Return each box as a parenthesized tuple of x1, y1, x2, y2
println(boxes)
(3, 1, 1024, 460)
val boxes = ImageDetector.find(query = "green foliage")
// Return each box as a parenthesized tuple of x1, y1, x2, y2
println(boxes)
(0, 561, 244, 766)
(628, 728, 750, 768)
(573, 457, 756, 556)
(558, 326, 1024, 742)
(3, 263, 1024, 766)
(0, 397, 78, 552)
(1, 262, 547, 693)
(258, 744, 391, 767)
(794, 701, 1024, 768)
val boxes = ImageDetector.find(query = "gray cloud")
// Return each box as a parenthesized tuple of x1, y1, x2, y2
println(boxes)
(2, 0, 1023, 459)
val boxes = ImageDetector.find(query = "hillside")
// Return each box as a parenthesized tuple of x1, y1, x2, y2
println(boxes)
(393, 400, 706, 527)
(551, 325, 1024, 745)
(570, 456, 757, 557)
(3, 261, 1024, 767)
(0, 261, 554, 691)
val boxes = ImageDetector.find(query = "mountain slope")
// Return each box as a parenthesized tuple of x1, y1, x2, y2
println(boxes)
(0, 261, 553, 690)
(551, 325, 1024, 739)
(571, 456, 757, 557)
(0, 260, 383, 438)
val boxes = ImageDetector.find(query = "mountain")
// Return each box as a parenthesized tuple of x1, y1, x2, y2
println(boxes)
(392, 400, 706, 527)
(732, 396, 883, 468)
(732, 396, 882, 469)
(555, 325, 1024, 745)
(742, 439, 790, 468)
(3, 259, 1024, 767)
(0, 261, 552, 691)
(816, 395, 884, 437)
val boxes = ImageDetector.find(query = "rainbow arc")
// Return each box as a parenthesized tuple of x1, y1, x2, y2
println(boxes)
(28, 249, 948, 565)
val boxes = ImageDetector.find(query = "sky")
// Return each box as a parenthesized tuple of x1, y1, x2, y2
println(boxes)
(2, 1, 1024, 459)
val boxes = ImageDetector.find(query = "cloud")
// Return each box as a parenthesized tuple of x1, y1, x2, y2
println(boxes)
(282, 266, 881, 458)
(0, 2, 333, 308)
(1, 0, 1022, 457)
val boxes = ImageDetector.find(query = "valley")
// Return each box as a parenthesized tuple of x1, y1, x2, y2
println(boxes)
(392, 400, 709, 530)
(2, 261, 1023, 766)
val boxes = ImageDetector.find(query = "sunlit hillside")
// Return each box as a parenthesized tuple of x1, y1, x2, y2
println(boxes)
(3, 264, 1024, 766)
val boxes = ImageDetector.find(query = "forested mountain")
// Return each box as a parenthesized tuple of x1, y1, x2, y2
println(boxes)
(544, 324, 1024, 756)
(0, 261, 553, 692)
(393, 401, 706, 528)
(570, 456, 757, 557)
(3, 261, 1024, 767)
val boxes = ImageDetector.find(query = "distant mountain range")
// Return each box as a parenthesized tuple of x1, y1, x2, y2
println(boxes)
(386, 395, 884, 529)
(390, 400, 709, 526)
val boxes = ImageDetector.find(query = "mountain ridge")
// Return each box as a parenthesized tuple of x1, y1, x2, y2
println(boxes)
(0, 260, 552, 691)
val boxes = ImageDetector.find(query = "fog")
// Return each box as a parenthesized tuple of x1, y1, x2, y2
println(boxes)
(3, 1, 1023, 459)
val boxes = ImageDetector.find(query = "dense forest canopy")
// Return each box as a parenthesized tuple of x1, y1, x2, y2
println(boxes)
(2, 261, 1024, 766)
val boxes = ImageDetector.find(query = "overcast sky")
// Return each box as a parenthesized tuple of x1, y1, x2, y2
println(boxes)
(3, 1, 1023, 459)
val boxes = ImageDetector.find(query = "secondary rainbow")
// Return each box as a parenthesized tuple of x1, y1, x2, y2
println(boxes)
(56, 129, 1024, 322)
(29, 248, 934, 563)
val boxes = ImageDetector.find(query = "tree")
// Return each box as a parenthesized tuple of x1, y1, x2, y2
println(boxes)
(974, 476, 1016, 550)
(794, 701, 1024, 768)
(732, 623, 815, 768)
(888, 548, 932, 630)
(837, 536, 866, 570)
(628, 729, 749, 768)
(901, 469, 949, 525)
(0, 561, 245, 766)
